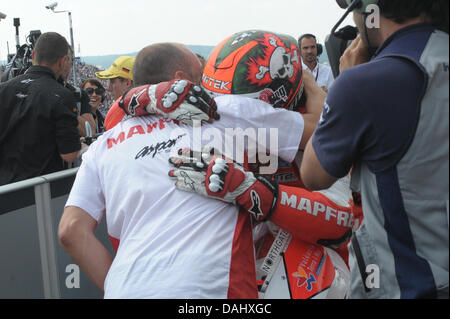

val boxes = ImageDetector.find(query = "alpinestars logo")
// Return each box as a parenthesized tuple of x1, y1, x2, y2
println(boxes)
(249, 190, 264, 220)
(128, 88, 147, 116)
(179, 171, 197, 192)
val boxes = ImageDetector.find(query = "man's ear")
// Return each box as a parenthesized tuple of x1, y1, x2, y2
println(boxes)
(54, 55, 68, 77)
(174, 70, 191, 81)
(57, 55, 67, 68)
(31, 50, 36, 64)
(59, 56, 67, 71)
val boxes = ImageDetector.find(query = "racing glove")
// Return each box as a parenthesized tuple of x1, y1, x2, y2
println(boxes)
(168, 148, 279, 221)
(119, 80, 220, 125)
(168, 148, 356, 248)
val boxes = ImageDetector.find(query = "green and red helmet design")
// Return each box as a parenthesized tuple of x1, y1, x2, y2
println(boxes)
(202, 30, 304, 110)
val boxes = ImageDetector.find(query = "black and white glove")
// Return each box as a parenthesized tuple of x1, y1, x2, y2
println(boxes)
(119, 80, 220, 125)
(168, 148, 279, 221)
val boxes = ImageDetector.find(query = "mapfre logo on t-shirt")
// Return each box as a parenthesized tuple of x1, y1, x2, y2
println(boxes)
(106, 118, 174, 150)
(105, 118, 187, 161)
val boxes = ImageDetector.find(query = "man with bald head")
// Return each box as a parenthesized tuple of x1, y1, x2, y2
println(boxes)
(104, 43, 203, 130)
(134, 43, 203, 85)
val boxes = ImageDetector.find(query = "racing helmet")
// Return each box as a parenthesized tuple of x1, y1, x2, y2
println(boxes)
(202, 30, 304, 111)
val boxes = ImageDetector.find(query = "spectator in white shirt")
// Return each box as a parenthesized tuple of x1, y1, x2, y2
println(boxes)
(299, 34, 334, 93)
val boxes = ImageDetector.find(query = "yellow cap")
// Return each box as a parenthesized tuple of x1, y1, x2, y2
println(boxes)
(95, 56, 135, 80)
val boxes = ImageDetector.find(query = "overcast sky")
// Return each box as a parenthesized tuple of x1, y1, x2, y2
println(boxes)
(0, 0, 355, 61)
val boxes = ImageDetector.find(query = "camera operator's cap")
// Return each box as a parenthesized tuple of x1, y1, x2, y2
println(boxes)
(95, 56, 135, 80)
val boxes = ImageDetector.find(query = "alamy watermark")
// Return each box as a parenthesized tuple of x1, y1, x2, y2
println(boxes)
(365, 264, 380, 289)
(106, 119, 283, 175)
(65, 264, 80, 289)
(168, 121, 281, 175)
(365, 4, 380, 29)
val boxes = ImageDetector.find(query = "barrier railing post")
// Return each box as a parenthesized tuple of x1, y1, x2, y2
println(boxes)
(35, 182, 61, 299)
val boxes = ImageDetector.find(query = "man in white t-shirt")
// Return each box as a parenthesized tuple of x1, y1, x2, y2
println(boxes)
(63, 97, 305, 299)
(299, 34, 335, 93)
(59, 39, 322, 299)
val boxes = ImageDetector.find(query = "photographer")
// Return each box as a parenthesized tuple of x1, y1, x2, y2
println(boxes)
(301, 0, 449, 299)
(63, 81, 96, 137)
(57, 51, 96, 138)
(0, 32, 83, 186)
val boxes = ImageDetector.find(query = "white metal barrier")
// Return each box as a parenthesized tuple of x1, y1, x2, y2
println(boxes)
(0, 169, 113, 299)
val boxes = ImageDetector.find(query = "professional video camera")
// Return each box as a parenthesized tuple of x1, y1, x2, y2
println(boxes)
(325, 25, 359, 78)
(1, 18, 41, 83)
